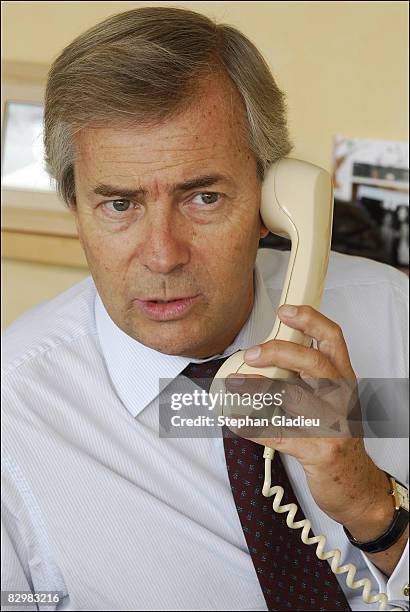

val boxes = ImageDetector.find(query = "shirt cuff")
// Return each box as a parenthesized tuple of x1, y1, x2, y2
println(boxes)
(361, 539, 409, 609)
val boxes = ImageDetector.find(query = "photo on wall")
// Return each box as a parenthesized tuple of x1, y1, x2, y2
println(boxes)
(332, 136, 409, 268)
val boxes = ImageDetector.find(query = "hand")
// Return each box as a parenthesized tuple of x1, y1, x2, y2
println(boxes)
(225, 304, 393, 539)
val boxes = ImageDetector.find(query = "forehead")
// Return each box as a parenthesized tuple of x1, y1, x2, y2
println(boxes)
(73, 74, 250, 171)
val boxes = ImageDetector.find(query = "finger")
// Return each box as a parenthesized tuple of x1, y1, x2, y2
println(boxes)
(280, 380, 336, 422)
(225, 373, 271, 392)
(243, 339, 339, 378)
(226, 376, 356, 434)
(225, 372, 343, 418)
(226, 375, 327, 418)
(277, 304, 355, 377)
(242, 431, 318, 461)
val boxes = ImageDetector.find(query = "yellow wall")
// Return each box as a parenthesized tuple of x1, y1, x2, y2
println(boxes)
(3, 1, 408, 167)
(1, 1, 408, 327)
(1, 260, 89, 329)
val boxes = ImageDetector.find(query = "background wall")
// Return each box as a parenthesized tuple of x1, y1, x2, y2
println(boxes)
(1, 1, 408, 327)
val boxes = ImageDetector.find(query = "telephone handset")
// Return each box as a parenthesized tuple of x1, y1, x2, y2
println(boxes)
(209, 158, 400, 611)
(210, 157, 332, 382)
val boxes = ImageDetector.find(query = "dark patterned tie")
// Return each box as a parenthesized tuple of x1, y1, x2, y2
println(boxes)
(181, 356, 351, 612)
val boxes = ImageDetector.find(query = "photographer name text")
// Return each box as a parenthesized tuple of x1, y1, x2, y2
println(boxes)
(170, 415, 320, 428)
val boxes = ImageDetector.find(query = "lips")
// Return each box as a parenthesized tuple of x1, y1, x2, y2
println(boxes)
(134, 295, 200, 321)
(142, 297, 193, 302)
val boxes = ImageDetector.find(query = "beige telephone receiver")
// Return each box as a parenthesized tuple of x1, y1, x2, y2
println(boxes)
(209, 158, 400, 612)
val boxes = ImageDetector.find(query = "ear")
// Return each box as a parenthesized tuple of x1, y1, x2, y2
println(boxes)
(259, 220, 269, 239)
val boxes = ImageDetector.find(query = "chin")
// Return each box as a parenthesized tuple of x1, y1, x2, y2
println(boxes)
(125, 322, 204, 357)
(139, 336, 202, 357)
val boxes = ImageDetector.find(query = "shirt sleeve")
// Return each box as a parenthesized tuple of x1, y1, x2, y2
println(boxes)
(363, 272, 409, 610)
(1, 455, 67, 612)
(1, 513, 38, 611)
(361, 540, 409, 610)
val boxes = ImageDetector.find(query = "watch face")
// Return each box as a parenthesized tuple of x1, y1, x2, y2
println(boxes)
(397, 483, 409, 512)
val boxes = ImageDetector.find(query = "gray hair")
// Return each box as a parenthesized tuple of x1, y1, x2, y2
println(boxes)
(44, 6, 293, 206)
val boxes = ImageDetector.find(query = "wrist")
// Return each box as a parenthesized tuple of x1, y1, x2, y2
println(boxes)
(343, 470, 394, 542)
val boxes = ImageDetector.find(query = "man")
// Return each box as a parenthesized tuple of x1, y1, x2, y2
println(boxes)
(2, 6, 408, 612)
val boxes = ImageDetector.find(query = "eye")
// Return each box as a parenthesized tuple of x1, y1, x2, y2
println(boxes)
(191, 192, 221, 206)
(102, 199, 135, 213)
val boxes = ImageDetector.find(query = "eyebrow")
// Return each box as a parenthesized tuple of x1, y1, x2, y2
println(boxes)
(90, 174, 235, 199)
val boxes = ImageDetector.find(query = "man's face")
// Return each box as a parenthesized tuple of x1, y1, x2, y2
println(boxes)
(72, 74, 268, 358)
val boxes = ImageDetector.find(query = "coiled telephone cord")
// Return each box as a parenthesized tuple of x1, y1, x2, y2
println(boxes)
(262, 447, 402, 611)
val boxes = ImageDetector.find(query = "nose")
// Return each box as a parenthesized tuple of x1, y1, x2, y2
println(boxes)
(139, 209, 191, 275)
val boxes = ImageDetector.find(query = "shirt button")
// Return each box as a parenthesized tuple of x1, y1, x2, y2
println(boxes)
(403, 583, 409, 598)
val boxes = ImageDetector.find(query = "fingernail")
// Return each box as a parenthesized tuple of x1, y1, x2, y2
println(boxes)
(244, 345, 261, 362)
(279, 305, 298, 317)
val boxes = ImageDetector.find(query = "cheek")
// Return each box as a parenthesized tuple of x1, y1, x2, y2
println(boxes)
(223, 211, 261, 260)
(205, 224, 258, 292)
(78, 224, 129, 279)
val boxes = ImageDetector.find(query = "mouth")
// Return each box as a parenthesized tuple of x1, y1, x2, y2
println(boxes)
(134, 295, 200, 321)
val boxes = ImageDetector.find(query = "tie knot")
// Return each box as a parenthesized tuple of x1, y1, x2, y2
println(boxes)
(181, 355, 231, 393)
(182, 355, 229, 378)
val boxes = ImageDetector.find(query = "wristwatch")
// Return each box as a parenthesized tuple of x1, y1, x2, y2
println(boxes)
(343, 472, 409, 553)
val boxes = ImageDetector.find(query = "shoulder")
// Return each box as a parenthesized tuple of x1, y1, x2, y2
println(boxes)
(256, 247, 408, 297)
(2, 276, 97, 376)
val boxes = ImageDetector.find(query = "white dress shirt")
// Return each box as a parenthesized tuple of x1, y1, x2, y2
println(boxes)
(2, 248, 409, 612)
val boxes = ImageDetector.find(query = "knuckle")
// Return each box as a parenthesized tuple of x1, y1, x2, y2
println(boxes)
(330, 322, 343, 342)
(299, 305, 314, 319)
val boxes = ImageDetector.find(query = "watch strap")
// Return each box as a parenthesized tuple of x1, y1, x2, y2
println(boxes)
(343, 473, 409, 554)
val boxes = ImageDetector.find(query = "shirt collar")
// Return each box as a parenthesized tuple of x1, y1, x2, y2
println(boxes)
(95, 256, 276, 417)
